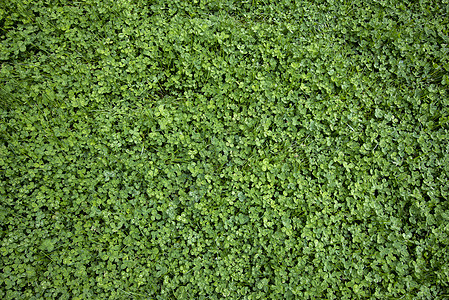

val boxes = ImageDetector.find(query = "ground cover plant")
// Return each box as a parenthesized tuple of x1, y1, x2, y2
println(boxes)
(1, 0, 449, 299)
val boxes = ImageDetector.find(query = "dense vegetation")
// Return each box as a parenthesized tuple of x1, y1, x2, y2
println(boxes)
(1, 0, 448, 299)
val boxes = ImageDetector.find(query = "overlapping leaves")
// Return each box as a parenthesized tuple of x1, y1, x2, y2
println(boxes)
(1, 0, 448, 299)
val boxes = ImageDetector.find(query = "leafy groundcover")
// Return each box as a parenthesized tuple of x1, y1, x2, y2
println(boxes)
(1, 0, 449, 299)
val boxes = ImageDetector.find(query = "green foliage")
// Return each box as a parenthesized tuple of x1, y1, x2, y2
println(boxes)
(1, 0, 448, 299)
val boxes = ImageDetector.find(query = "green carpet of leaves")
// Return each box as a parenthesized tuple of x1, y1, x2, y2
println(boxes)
(1, 0, 449, 299)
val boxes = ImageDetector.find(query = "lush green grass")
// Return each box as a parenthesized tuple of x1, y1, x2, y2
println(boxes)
(1, 0, 448, 299)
